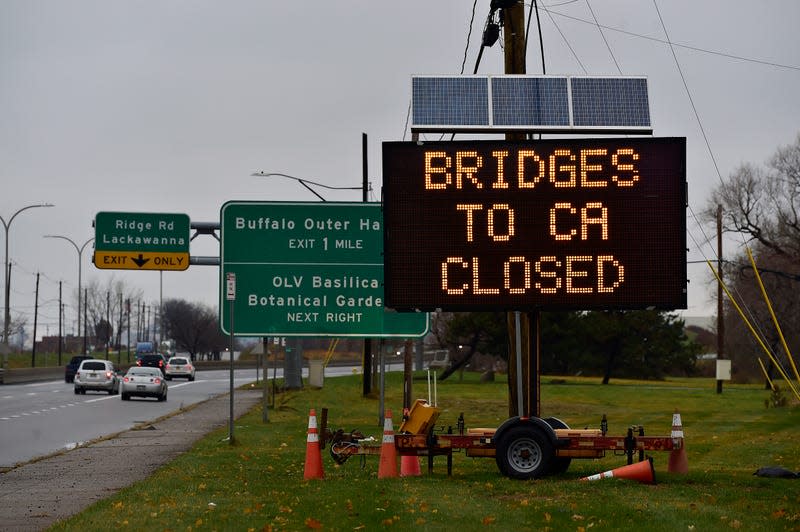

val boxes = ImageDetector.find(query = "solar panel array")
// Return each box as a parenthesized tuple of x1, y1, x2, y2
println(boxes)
(411, 76, 488, 127)
(411, 75, 651, 134)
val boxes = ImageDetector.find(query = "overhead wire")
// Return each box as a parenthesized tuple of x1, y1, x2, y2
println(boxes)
(461, 0, 480, 75)
(542, 4, 587, 73)
(542, 5, 800, 72)
(585, 0, 622, 74)
(651, 1, 791, 375)
(526, 0, 546, 74)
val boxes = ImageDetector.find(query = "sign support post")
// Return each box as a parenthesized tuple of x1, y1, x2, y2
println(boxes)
(226, 272, 236, 444)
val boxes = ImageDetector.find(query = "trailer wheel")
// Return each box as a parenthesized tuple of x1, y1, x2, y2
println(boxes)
(544, 417, 572, 475)
(495, 425, 554, 479)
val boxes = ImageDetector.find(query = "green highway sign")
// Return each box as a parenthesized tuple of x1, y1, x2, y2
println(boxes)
(94, 211, 190, 271)
(220, 201, 428, 338)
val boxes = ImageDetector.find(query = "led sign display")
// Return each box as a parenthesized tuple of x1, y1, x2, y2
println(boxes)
(382, 138, 687, 311)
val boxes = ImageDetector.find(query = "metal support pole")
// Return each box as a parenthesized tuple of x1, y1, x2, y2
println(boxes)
(228, 297, 235, 444)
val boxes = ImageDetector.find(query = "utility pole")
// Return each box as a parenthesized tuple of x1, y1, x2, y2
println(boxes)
(83, 288, 87, 355)
(58, 281, 62, 365)
(362, 132, 374, 397)
(503, 1, 539, 418)
(717, 205, 724, 394)
(32, 273, 40, 367)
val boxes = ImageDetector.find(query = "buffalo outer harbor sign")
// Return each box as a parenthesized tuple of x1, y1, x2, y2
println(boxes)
(219, 201, 428, 337)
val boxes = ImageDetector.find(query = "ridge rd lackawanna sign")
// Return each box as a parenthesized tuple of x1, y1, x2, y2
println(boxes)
(94, 212, 190, 271)
(382, 138, 687, 311)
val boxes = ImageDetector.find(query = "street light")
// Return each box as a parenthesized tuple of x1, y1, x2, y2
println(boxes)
(43, 235, 94, 354)
(2, 203, 54, 366)
(251, 172, 365, 202)
(252, 163, 375, 395)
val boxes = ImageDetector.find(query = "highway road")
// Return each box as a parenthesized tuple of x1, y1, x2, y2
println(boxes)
(0, 364, 378, 468)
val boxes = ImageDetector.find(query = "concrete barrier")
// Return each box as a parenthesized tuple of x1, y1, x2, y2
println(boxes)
(2, 367, 64, 384)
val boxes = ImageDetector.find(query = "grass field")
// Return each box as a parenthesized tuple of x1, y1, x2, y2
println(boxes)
(50, 372, 799, 531)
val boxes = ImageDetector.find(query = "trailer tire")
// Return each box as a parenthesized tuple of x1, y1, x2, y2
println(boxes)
(544, 417, 572, 475)
(495, 425, 554, 479)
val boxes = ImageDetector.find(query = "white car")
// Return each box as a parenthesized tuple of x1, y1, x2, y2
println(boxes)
(74, 359, 119, 395)
(165, 356, 196, 381)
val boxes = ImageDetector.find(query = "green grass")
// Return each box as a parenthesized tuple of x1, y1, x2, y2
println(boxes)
(49, 373, 799, 531)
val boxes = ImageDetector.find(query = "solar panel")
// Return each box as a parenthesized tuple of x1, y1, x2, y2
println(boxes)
(412, 76, 489, 128)
(571, 77, 650, 127)
(491, 76, 569, 126)
(410, 75, 652, 134)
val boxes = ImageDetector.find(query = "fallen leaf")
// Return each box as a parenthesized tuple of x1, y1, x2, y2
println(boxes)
(305, 517, 322, 529)
(482, 516, 496, 525)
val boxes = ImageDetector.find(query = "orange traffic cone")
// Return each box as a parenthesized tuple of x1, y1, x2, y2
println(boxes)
(378, 409, 398, 478)
(667, 410, 688, 474)
(303, 408, 324, 480)
(400, 455, 422, 477)
(581, 457, 656, 484)
(400, 407, 421, 477)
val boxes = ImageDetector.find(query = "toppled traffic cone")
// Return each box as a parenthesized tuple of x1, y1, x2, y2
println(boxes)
(378, 409, 398, 478)
(581, 457, 656, 484)
(303, 408, 324, 480)
(667, 409, 688, 474)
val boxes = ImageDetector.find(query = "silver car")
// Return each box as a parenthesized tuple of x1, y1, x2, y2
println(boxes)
(74, 359, 119, 395)
(165, 356, 196, 381)
(120, 366, 168, 401)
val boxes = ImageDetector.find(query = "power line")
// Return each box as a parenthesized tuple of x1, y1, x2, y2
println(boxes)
(542, 5, 800, 72)
(460, 0, 480, 75)
(543, 3, 587, 73)
(585, 0, 622, 74)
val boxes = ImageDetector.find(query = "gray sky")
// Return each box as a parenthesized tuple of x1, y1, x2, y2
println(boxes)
(2, 1, 799, 340)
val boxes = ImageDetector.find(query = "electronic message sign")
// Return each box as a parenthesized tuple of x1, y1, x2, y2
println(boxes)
(382, 138, 686, 311)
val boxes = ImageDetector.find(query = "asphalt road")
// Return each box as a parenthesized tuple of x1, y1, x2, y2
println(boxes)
(0, 368, 263, 468)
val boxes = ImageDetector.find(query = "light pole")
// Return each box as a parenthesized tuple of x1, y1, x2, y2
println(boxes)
(253, 155, 374, 394)
(44, 235, 93, 354)
(2, 203, 54, 366)
(250, 172, 365, 201)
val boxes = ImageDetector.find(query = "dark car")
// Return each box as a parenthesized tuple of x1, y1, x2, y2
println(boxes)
(64, 355, 93, 383)
(136, 353, 168, 374)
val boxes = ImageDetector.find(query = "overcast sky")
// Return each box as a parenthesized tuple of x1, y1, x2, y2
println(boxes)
(2, 1, 799, 340)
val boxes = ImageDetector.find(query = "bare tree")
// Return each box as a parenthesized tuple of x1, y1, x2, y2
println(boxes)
(706, 133, 800, 382)
(161, 299, 227, 361)
(82, 276, 144, 349)
(708, 133, 800, 258)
